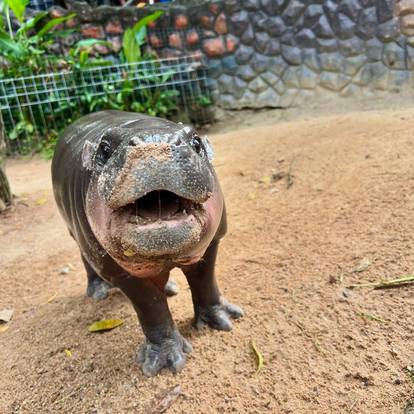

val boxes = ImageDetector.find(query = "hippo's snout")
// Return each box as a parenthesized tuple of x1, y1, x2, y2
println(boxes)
(98, 139, 214, 211)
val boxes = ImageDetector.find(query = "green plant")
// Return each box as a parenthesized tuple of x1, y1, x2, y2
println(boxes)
(39, 129, 59, 159)
(8, 116, 33, 141)
(0, 4, 192, 157)
(121, 11, 163, 63)
(0, 0, 75, 77)
(68, 38, 112, 70)
(196, 94, 212, 107)
(131, 87, 179, 117)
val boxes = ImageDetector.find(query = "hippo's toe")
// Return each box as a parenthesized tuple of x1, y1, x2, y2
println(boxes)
(136, 330, 192, 376)
(194, 298, 244, 331)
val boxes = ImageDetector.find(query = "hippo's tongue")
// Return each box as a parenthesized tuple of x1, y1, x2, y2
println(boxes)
(136, 190, 181, 221)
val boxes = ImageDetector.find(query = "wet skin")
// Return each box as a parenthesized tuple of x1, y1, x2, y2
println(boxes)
(51, 111, 243, 376)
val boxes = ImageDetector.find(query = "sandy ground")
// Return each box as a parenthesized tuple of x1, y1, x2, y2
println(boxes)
(2, 107, 414, 413)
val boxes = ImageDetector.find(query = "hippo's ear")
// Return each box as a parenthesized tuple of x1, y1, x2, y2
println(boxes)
(82, 140, 98, 170)
(202, 136, 214, 161)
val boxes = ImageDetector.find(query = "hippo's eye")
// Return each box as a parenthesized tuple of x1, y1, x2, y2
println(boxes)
(96, 140, 112, 165)
(190, 136, 202, 154)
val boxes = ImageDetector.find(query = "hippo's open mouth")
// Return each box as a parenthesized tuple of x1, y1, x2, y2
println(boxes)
(122, 190, 203, 226)
(105, 189, 206, 262)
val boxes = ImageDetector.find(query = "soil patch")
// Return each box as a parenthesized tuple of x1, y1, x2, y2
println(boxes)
(2, 108, 414, 413)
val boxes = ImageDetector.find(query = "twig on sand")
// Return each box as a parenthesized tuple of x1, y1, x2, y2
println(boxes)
(286, 152, 302, 189)
(146, 384, 182, 414)
(356, 312, 389, 324)
(348, 275, 414, 290)
(286, 159, 296, 189)
(346, 400, 358, 413)
(292, 319, 322, 352)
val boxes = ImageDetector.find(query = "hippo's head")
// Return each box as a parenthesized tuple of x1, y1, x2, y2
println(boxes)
(82, 117, 223, 277)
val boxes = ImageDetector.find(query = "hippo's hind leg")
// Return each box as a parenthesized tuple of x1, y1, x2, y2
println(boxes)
(182, 240, 244, 331)
(116, 273, 191, 376)
(81, 255, 112, 301)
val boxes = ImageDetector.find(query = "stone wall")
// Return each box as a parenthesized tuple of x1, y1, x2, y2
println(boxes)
(53, 0, 414, 109)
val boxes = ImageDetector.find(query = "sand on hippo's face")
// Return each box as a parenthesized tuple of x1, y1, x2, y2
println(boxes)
(2, 106, 414, 413)
(97, 143, 174, 210)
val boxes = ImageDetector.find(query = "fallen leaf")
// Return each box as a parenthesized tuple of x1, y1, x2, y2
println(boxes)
(0, 325, 8, 333)
(0, 309, 14, 323)
(35, 196, 48, 205)
(88, 319, 123, 332)
(123, 247, 135, 257)
(352, 258, 371, 273)
(259, 176, 271, 185)
(147, 384, 182, 414)
(251, 341, 264, 373)
(64, 349, 72, 358)
(46, 293, 58, 303)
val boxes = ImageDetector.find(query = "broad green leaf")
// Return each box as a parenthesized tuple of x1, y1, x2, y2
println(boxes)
(4, 0, 29, 23)
(79, 50, 88, 65)
(134, 26, 146, 47)
(88, 319, 123, 332)
(75, 38, 111, 49)
(122, 11, 163, 63)
(122, 28, 140, 63)
(131, 11, 163, 36)
(80, 59, 112, 68)
(0, 29, 25, 57)
(52, 29, 76, 39)
(251, 341, 264, 373)
(17, 11, 48, 34)
(36, 13, 75, 38)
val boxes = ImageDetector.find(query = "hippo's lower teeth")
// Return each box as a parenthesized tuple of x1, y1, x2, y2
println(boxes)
(123, 190, 199, 224)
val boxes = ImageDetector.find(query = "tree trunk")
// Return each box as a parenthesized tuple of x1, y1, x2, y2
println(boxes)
(0, 112, 12, 212)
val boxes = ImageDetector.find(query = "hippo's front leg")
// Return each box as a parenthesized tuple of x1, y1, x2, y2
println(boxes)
(116, 273, 192, 376)
(183, 240, 244, 331)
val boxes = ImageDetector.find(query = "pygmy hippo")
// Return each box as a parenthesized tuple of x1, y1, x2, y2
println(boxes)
(51, 110, 243, 376)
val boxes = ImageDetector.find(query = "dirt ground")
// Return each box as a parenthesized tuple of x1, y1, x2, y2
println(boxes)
(2, 105, 414, 414)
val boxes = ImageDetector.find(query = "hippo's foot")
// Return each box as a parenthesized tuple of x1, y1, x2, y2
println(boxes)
(136, 330, 192, 376)
(194, 298, 244, 331)
(86, 278, 112, 301)
(164, 279, 179, 297)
